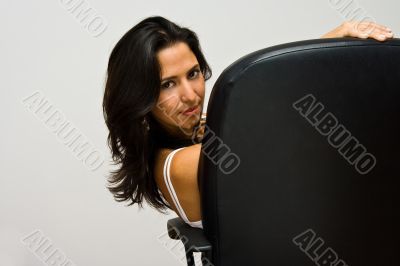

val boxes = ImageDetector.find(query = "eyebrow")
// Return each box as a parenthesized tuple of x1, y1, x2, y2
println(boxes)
(161, 64, 200, 82)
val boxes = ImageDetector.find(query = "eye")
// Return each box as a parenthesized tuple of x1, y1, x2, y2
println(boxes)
(188, 69, 200, 79)
(161, 81, 174, 89)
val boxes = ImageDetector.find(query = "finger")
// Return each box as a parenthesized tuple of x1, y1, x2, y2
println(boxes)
(372, 22, 392, 32)
(347, 25, 391, 41)
(366, 30, 392, 41)
(385, 31, 395, 38)
(367, 26, 394, 40)
(353, 21, 387, 35)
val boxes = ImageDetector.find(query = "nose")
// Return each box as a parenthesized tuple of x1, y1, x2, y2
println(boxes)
(179, 79, 197, 104)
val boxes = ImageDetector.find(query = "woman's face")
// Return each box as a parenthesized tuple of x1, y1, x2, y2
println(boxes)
(151, 41, 205, 139)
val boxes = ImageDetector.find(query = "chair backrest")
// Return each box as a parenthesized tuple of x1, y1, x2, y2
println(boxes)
(198, 37, 400, 266)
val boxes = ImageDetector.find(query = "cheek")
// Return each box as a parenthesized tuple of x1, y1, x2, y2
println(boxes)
(199, 81, 206, 100)
(155, 93, 181, 118)
(196, 79, 206, 97)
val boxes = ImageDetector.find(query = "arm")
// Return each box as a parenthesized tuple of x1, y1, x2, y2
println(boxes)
(169, 144, 202, 222)
(320, 21, 394, 41)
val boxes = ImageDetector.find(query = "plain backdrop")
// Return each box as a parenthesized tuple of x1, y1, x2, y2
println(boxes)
(1, 0, 399, 265)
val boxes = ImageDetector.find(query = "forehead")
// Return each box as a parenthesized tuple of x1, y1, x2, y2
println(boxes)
(157, 42, 199, 78)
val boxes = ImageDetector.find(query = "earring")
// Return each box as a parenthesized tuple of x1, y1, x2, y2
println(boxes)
(142, 117, 150, 131)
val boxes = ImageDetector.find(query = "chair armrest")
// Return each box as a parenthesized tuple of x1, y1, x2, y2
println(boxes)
(167, 217, 212, 253)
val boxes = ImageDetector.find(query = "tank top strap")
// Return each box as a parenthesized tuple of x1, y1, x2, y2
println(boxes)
(160, 147, 203, 229)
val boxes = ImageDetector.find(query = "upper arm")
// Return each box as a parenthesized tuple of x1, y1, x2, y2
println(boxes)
(169, 143, 202, 222)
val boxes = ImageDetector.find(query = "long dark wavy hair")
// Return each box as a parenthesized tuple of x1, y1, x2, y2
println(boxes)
(102, 16, 212, 212)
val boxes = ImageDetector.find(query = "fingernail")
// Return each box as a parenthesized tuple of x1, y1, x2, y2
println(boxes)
(379, 34, 386, 39)
(386, 27, 392, 32)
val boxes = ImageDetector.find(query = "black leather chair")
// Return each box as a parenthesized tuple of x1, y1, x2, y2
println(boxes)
(167, 37, 400, 266)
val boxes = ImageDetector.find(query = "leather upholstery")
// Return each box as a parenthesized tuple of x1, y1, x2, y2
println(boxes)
(198, 37, 400, 266)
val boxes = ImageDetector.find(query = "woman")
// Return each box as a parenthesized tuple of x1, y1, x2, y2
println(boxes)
(102, 16, 394, 229)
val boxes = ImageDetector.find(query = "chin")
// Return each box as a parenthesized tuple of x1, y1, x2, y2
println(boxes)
(179, 116, 200, 132)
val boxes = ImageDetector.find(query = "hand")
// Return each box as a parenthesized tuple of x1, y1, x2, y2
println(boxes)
(321, 20, 394, 41)
(193, 116, 206, 141)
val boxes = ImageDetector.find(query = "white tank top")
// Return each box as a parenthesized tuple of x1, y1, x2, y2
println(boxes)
(158, 147, 203, 229)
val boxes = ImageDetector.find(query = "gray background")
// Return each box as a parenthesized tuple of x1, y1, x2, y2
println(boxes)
(1, 0, 398, 265)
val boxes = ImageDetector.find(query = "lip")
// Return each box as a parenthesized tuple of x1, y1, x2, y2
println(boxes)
(182, 105, 200, 115)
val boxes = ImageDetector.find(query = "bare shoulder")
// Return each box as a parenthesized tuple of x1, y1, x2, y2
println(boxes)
(153, 144, 202, 221)
(154, 143, 201, 171)
(166, 143, 202, 221)
(170, 143, 202, 183)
